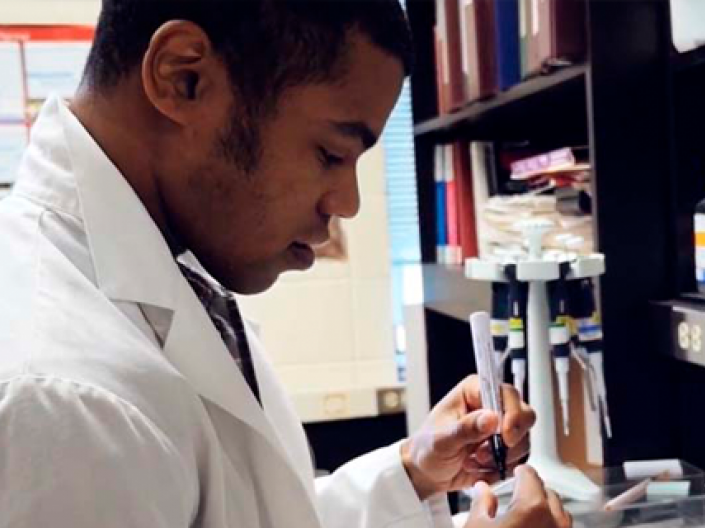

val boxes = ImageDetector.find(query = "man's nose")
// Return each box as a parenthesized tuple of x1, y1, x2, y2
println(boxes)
(319, 170, 361, 220)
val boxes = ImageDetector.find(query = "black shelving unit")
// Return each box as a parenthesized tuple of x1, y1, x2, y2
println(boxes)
(649, 16, 705, 471)
(413, 64, 588, 141)
(673, 45, 705, 74)
(405, 0, 702, 468)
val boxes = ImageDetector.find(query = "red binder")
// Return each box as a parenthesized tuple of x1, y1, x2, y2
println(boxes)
(462, 0, 498, 102)
(437, 0, 466, 111)
(529, 0, 586, 75)
(454, 142, 479, 259)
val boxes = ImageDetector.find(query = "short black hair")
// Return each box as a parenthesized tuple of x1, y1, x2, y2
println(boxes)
(86, 0, 413, 113)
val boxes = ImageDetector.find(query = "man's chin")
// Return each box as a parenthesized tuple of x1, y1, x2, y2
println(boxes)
(228, 272, 280, 296)
(223, 254, 316, 295)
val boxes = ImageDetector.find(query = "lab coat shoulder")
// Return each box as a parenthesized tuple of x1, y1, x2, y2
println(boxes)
(0, 193, 208, 442)
(0, 195, 214, 528)
(0, 374, 197, 528)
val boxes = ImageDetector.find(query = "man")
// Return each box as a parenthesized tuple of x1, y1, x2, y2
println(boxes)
(0, 1, 571, 527)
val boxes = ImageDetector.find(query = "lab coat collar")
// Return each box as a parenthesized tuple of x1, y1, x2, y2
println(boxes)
(14, 96, 303, 482)
(64, 97, 182, 309)
(15, 95, 181, 310)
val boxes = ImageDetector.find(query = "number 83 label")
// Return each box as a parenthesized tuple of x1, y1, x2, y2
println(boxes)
(678, 322, 703, 353)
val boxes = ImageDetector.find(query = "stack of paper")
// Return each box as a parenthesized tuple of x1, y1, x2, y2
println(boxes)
(476, 145, 594, 257)
(481, 193, 594, 257)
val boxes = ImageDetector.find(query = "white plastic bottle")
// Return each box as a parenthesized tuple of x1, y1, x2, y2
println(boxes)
(670, 0, 705, 53)
(695, 198, 705, 293)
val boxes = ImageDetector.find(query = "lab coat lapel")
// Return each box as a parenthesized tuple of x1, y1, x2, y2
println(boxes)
(164, 278, 322, 526)
(164, 277, 285, 456)
(246, 325, 318, 499)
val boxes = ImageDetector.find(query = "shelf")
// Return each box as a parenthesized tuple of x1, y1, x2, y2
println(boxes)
(413, 64, 588, 143)
(421, 263, 490, 321)
(673, 46, 705, 75)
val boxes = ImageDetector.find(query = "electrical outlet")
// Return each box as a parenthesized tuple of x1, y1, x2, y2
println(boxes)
(323, 393, 349, 418)
(671, 305, 705, 365)
(376, 387, 406, 415)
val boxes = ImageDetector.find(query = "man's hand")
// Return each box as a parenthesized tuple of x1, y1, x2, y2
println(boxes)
(465, 466, 572, 528)
(401, 375, 535, 500)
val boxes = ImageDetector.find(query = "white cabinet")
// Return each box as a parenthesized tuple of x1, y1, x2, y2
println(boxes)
(0, 0, 100, 25)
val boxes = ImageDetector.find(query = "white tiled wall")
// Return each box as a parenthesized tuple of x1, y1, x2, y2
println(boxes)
(351, 278, 395, 362)
(239, 144, 399, 417)
(247, 279, 357, 367)
(347, 196, 392, 279)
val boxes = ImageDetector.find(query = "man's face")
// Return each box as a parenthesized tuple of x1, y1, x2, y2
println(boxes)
(156, 33, 404, 294)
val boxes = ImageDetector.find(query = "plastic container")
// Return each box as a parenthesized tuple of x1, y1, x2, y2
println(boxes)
(567, 460, 705, 528)
(459, 461, 705, 527)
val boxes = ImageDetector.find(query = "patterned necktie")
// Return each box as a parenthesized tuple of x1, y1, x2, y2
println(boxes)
(178, 263, 262, 405)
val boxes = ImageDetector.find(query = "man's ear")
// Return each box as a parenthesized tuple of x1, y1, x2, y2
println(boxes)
(141, 20, 224, 124)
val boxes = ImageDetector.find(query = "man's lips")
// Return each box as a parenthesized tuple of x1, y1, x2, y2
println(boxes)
(295, 235, 330, 248)
(288, 242, 316, 269)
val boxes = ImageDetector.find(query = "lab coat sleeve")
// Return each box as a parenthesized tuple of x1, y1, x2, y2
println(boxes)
(0, 375, 196, 528)
(315, 441, 455, 528)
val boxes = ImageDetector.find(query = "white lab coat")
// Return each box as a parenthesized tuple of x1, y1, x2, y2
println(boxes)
(0, 96, 454, 528)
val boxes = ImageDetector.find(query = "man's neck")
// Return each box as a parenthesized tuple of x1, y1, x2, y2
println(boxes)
(69, 84, 184, 256)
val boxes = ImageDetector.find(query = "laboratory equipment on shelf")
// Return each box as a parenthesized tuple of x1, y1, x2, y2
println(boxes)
(466, 218, 609, 502)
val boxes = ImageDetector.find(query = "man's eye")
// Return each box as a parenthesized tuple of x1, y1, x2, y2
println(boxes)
(318, 148, 344, 169)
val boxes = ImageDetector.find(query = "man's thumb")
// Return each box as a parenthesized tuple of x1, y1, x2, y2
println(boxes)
(467, 481, 498, 522)
(435, 410, 498, 453)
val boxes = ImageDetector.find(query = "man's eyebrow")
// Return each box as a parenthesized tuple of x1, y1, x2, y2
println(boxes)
(329, 121, 378, 151)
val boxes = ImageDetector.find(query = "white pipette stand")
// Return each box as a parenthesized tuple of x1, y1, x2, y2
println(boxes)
(466, 219, 604, 503)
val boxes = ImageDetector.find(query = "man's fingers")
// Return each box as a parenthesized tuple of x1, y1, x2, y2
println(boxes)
(460, 375, 483, 409)
(501, 385, 536, 447)
(467, 481, 498, 521)
(463, 453, 523, 485)
(512, 465, 548, 501)
(473, 437, 530, 467)
(505, 467, 572, 528)
(434, 410, 498, 452)
(461, 381, 536, 448)
(547, 490, 572, 528)
(462, 463, 503, 486)
(457, 377, 536, 448)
